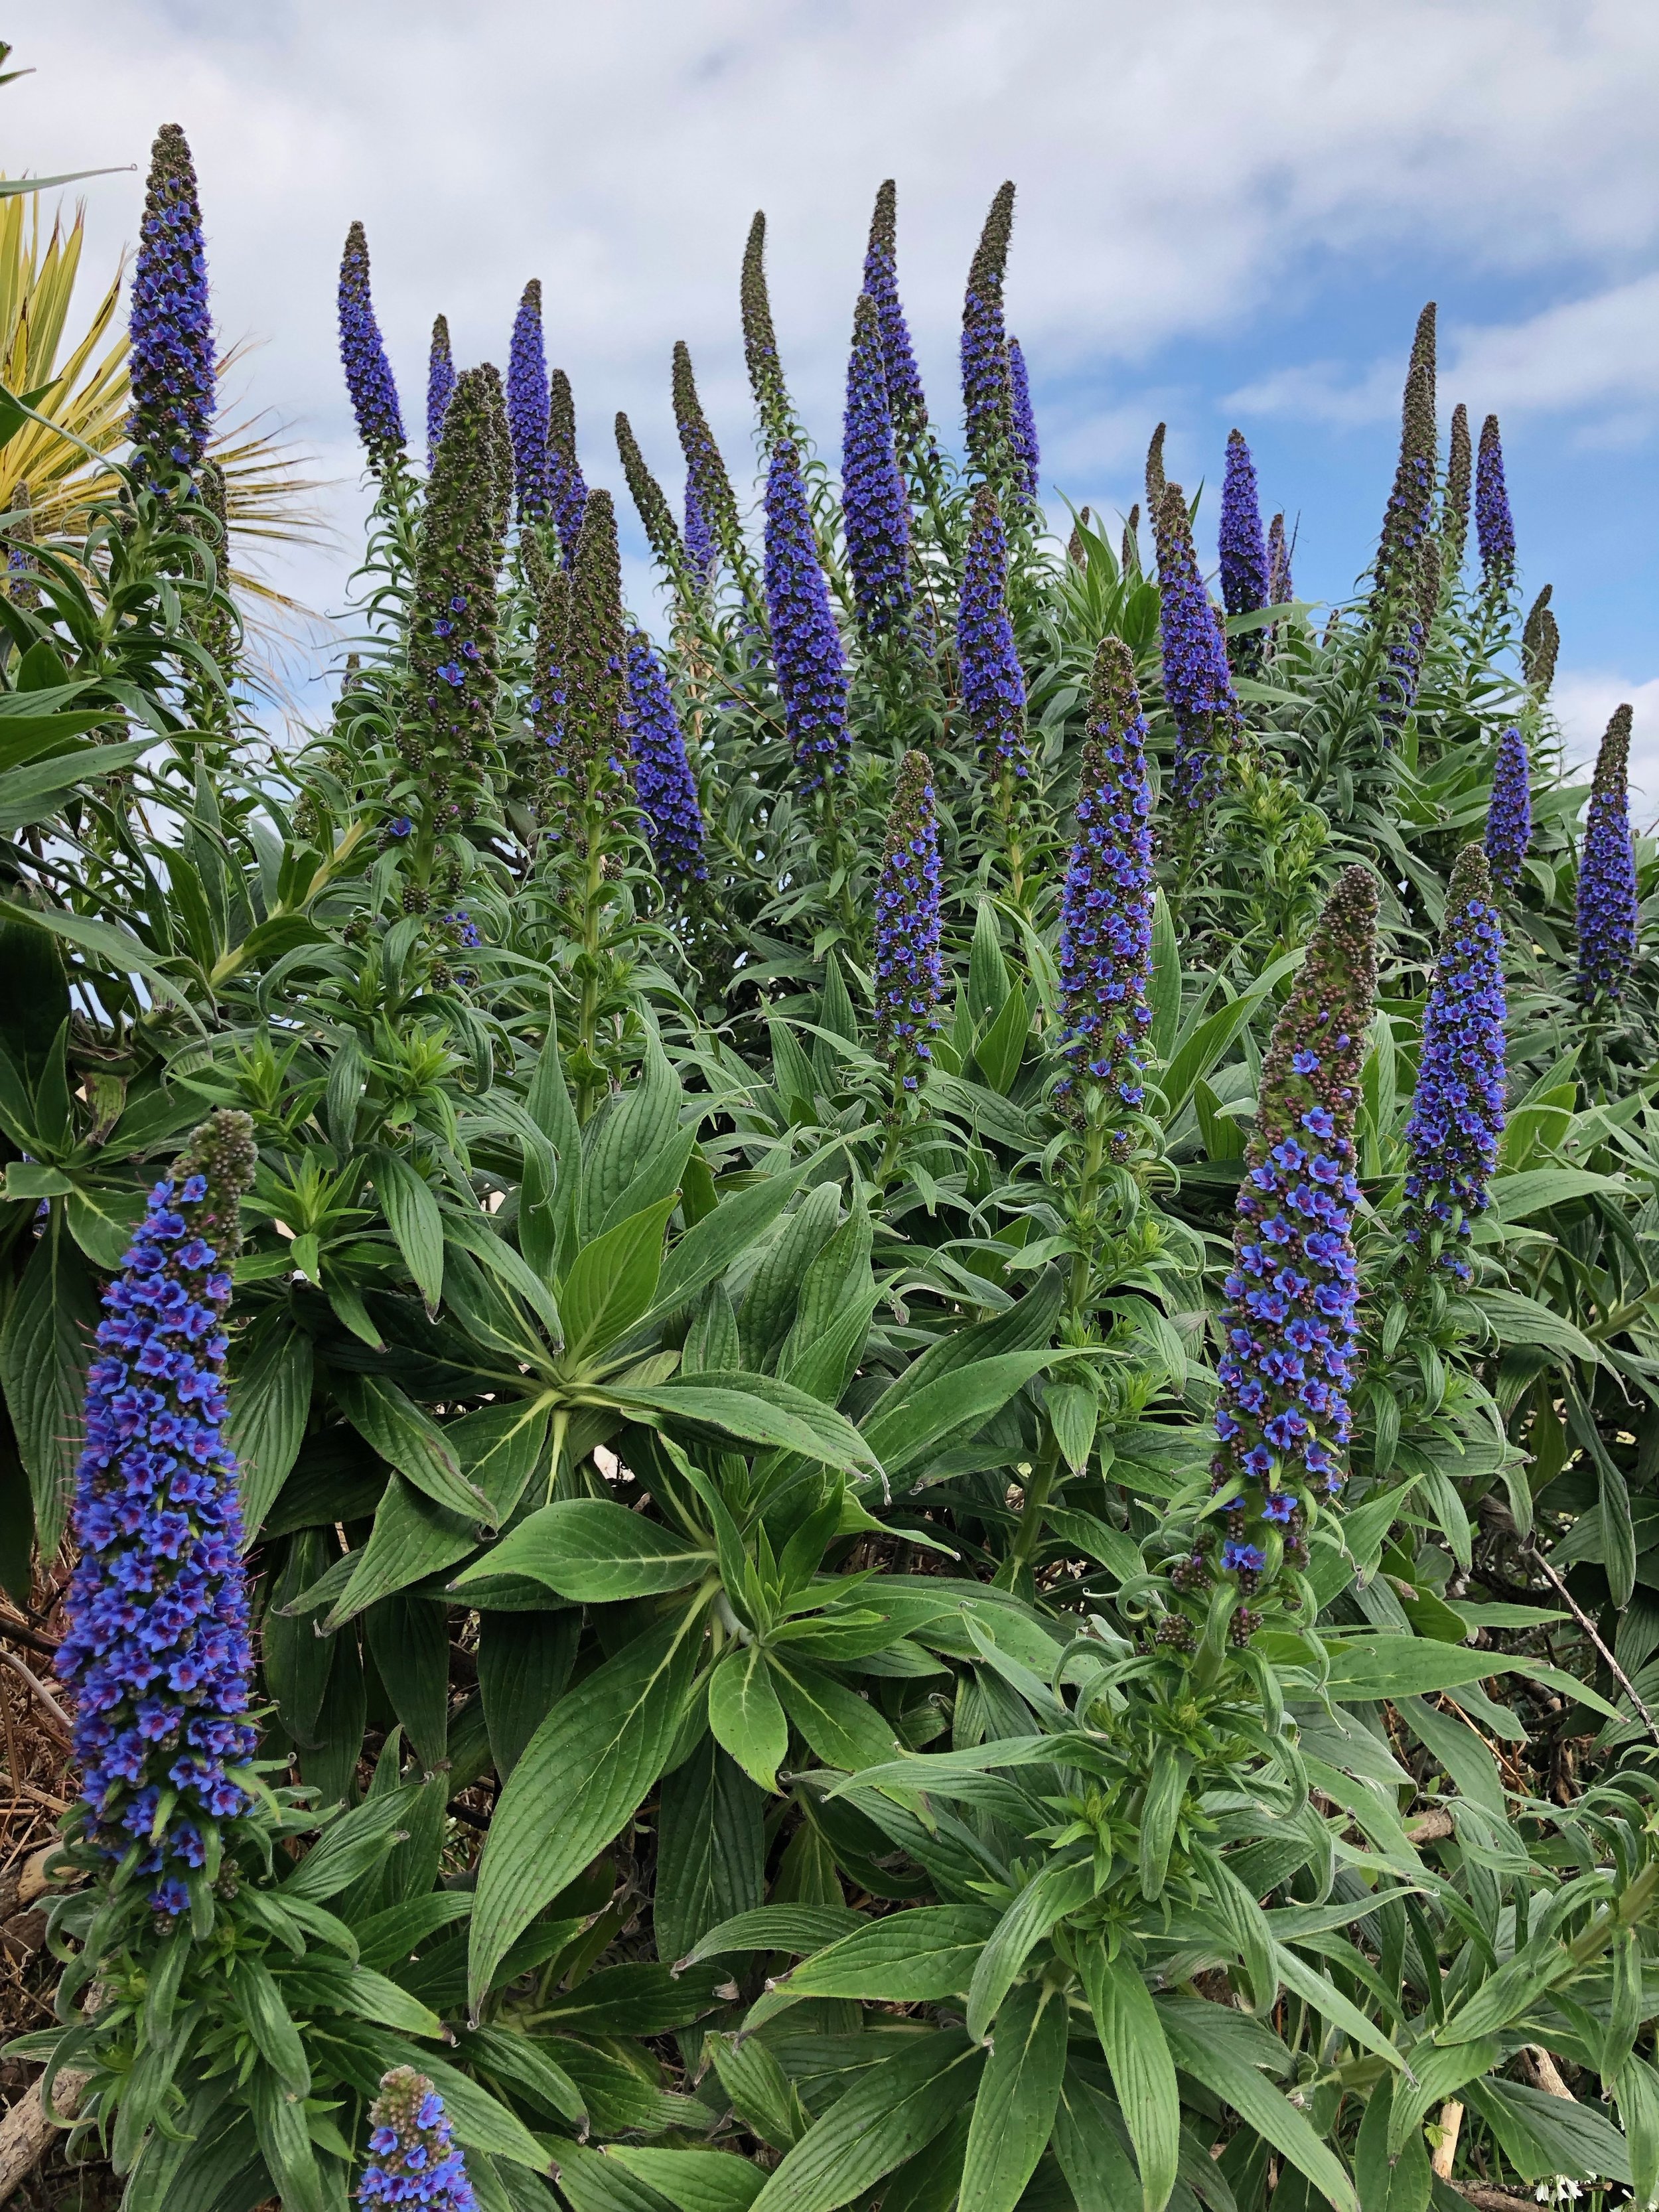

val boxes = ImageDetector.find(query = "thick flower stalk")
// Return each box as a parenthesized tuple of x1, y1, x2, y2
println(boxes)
(1484, 725, 1532, 891)
(1521, 584, 1559, 696)
(1267, 511, 1293, 608)
(359, 2071, 476, 2212)
(336, 220, 403, 467)
(1219, 428, 1269, 671)
(959, 485, 1034, 896)
(1154, 482, 1239, 809)
(427, 315, 455, 462)
(1442, 401, 1471, 565)
(1372, 347, 1435, 609)
(614, 411, 684, 581)
(547, 369, 589, 565)
(625, 630, 706, 887)
(405, 364, 509, 836)
(763, 441, 850, 794)
(673, 342, 745, 580)
(1054, 636, 1155, 1126)
(1007, 337, 1040, 507)
(129, 125, 216, 485)
(864, 180, 928, 446)
(1196, 867, 1378, 1624)
(1475, 413, 1515, 588)
(56, 1111, 260, 1912)
(1402, 846, 1506, 1279)
(961, 182, 1017, 484)
(873, 751, 943, 1094)
(1577, 703, 1639, 1005)
(562, 490, 628, 810)
(684, 474, 717, 595)
(841, 291, 911, 646)
(506, 280, 551, 524)
(1145, 423, 1167, 514)
(189, 457, 236, 702)
(741, 212, 794, 450)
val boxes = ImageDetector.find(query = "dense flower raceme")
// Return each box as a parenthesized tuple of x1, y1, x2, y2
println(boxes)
(358, 2070, 477, 2212)
(128, 125, 216, 485)
(1578, 703, 1640, 1005)
(961, 181, 1016, 484)
(1443, 400, 1471, 561)
(863, 180, 928, 444)
(614, 410, 684, 582)
(1476, 412, 1515, 587)
(405, 365, 510, 827)
(1484, 724, 1532, 891)
(1154, 482, 1239, 809)
(741, 211, 793, 450)
(6, 480, 38, 612)
(1198, 868, 1378, 1611)
(1007, 336, 1040, 506)
(1145, 421, 1167, 514)
(1055, 636, 1155, 1126)
(673, 342, 745, 579)
(547, 370, 589, 567)
(1267, 512, 1293, 609)
(1372, 352, 1435, 607)
(1383, 534, 1441, 731)
(561, 490, 629, 811)
(684, 473, 717, 595)
(506, 280, 551, 523)
(763, 441, 850, 794)
(1219, 429, 1270, 666)
(1522, 585, 1559, 697)
(841, 291, 912, 646)
(426, 315, 455, 463)
(1402, 845, 1507, 1278)
(56, 1112, 261, 1910)
(874, 750, 943, 1090)
(958, 486, 1031, 782)
(625, 630, 706, 885)
(337, 220, 405, 465)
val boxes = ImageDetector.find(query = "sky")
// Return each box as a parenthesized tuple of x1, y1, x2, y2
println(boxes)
(12, 0, 1659, 814)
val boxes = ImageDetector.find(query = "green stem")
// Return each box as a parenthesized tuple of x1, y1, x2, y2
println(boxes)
(1011, 1431, 1060, 1570)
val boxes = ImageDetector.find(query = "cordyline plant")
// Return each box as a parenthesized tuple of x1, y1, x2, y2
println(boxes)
(3, 72, 1658, 2212)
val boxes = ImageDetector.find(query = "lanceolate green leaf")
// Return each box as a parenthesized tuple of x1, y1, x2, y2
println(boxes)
(747, 2029, 985, 2212)
(1159, 2004, 1358, 2212)
(958, 1980, 1068, 2212)
(332, 1370, 492, 1523)
(1079, 1946, 1181, 2212)
(452, 1496, 713, 1603)
(0, 1207, 98, 1553)
(707, 1645, 789, 1792)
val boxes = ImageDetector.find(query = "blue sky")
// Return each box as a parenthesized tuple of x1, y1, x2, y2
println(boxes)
(16, 0, 1659, 809)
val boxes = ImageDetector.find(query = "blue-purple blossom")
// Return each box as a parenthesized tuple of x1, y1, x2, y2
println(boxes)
(426, 315, 455, 465)
(1402, 846, 1506, 1280)
(56, 1112, 259, 1911)
(506, 280, 551, 522)
(874, 751, 943, 1092)
(358, 2070, 476, 2212)
(864, 181, 928, 444)
(1007, 337, 1040, 508)
(1267, 512, 1294, 609)
(1577, 704, 1639, 1005)
(674, 343, 744, 581)
(841, 291, 911, 646)
(1208, 869, 1378, 1607)
(1153, 482, 1238, 808)
(1484, 725, 1532, 892)
(337, 220, 404, 464)
(961, 183, 1015, 483)
(1056, 636, 1154, 1128)
(129, 125, 216, 484)
(626, 630, 706, 886)
(763, 440, 849, 794)
(685, 473, 717, 595)
(1475, 412, 1515, 587)
(958, 486, 1029, 779)
(1219, 429, 1269, 672)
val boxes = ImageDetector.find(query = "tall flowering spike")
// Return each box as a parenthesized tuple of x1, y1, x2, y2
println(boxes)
(1522, 585, 1559, 696)
(1372, 351, 1436, 607)
(684, 472, 717, 595)
(873, 751, 944, 1093)
(506, 281, 551, 524)
(1154, 482, 1239, 810)
(7, 479, 38, 611)
(614, 411, 684, 578)
(129, 125, 216, 484)
(529, 565, 570, 803)
(563, 490, 628, 806)
(741, 212, 793, 449)
(1267, 512, 1293, 607)
(961, 181, 1017, 483)
(336, 220, 403, 467)
(625, 630, 707, 887)
(57, 1111, 259, 1912)
(1442, 402, 1471, 564)
(763, 441, 850, 794)
(406, 365, 509, 829)
(1066, 506, 1093, 569)
(841, 291, 912, 646)
(190, 457, 236, 683)
(672, 342, 744, 574)
(1007, 337, 1040, 507)
(1202, 869, 1378, 1617)
(1475, 413, 1515, 588)
(1386, 533, 1442, 727)
(1409, 300, 1437, 386)
(864, 180, 928, 444)
(1577, 704, 1639, 1006)
(1120, 503, 1141, 575)
(1403, 846, 1507, 1279)
(360, 2070, 477, 2212)
(1484, 725, 1532, 891)
(958, 486, 1030, 780)
(427, 315, 455, 463)
(1145, 423, 1167, 515)
(1219, 428, 1269, 672)
(1056, 636, 1155, 1128)
(547, 370, 589, 564)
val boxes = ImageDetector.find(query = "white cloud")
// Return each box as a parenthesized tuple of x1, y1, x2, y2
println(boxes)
(1553, 670, 1659, 825)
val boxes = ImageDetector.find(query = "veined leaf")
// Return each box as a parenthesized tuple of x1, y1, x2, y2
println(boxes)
(452, 1497, 712, 1603)
(332, 1370, 491, 1523)
(1079, 1945, 1181, 2212)
(958, 1980, 1068, 2212)
(747, 2029, 985, 2212)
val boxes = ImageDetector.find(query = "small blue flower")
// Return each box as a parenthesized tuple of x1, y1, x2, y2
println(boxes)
(506, 279, 550, 522)
(1484, 725, 1531, 892)
(358, 2070, 476, 2212)
(1154, 482, 1238, 808)
(624, 631, 707, 888)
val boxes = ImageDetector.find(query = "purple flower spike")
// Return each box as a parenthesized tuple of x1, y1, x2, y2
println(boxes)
(1484, 725, 1532, 892)
(506, 280, 551, 523)
(56, 1112, 261, 1910)
(961, 183, 1016, 485)
(1475, 412, 1515, 588)
(1402, 846, 1506, 1280)
(1372, 315, 1435, 607)
(358, 2070, 477, 2212)
(1219, 429, 1269, 670)
(337, 220, 404, 465)
(1154, 482, 1239, 808)
(547, 369, 589, 568)
(1007, 337, 1040, 508)
(129, 125, 216, 486)
(1577, 704, 1639, 1006)
(958, 486, 1030, 780)
(842, 291, 911, 646)
(684, 472, 717, 595)
(864, 181, 928, 446)
(763, 440, 849, 794)
(874, 751, 943, 1092)
(427, 315, 455, 464)
(625, 630, 706, 888)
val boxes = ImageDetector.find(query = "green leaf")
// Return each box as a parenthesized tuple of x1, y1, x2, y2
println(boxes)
(1160, 986, 1271, 1125)
(468, 1612, 701, 2012)
(453, 1497, 711, 1603)
(782, 1905, 998, 2002)
(478, 1609, 579, 1781)
(1616, 2056, 1659, 2210)
(707, 1645, 790, 1792)
(227, 1324, 313, 1541)
(0, 895, 194, 1015)
(967, 1858, 1094, 2043)
(332, 1370, 492, 1522)
(958, 1980, 1068, 2212)
(748, 2029, 985, 2212)
(442, 1208, 564, 1348)
(1159, 2004, 1357, 2212)
(616, 1372, 880, 1478)
(973, 984, 1030, 1096)
(607, 2151, 763, 2212)
(1079, 1945, 1181, 2212)
(373, 1148, 445, 1312)
(682, 1903, 864, 1967)
(654, 1736, 765, 1967)
(1323, 1635, 1619, 1720)
(0, 736, 156, 835)
(1489, 1167, 1625, 1220)
(861, 1351, 1061, 1483)
(279, 1959, 444, 2040)
(769, 1652, 902, 1771)
(1471, 1288, 1597, 1366)
(1148, 892, 1181, 1061)
(0, 1209, 97, 1553)
(649, 1165, 808, 1323)
(560, 1195, 677, 1359)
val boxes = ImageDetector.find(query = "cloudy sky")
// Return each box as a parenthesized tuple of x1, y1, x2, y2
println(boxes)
(14, 0, 1659, 810)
